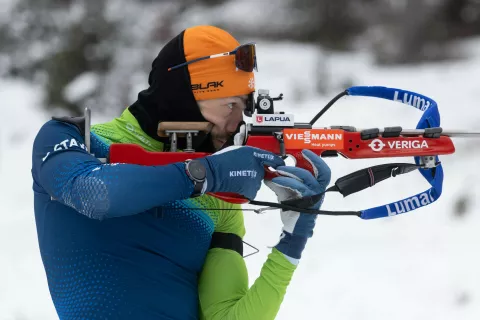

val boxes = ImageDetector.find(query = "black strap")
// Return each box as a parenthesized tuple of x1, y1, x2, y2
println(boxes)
(326, 163, 421, 197)
(252, 162, 422, 216)
(52, 116, 86, 137)
(210, 232, 243, 256)
(248, 198, 360, 216)
(281, 193, 324, 208)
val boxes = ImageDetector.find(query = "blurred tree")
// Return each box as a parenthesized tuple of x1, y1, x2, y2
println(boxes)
(1, 0, 480, 113)
(441, 0, 480, 38)
(368, 0, 480, 64)
(0, 0, 228, 115)
(230, 0, 375, 51)
(290, 0, 370, 50)
(0, 0, 116, 114)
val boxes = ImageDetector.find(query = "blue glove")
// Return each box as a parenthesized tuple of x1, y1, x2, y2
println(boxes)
(264, 149, 331, 264)
(200, 146, 285, 200)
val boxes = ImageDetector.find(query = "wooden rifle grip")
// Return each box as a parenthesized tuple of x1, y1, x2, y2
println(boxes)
(157, 122, 213, 137)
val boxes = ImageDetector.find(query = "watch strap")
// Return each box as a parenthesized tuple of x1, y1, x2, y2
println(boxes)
(185, 160, 207, 197)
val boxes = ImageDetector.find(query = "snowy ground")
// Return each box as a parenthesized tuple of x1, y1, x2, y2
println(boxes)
(1, 39, 480, 319)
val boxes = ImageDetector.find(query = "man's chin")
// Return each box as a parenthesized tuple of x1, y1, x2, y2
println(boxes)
(212, 139, 225, 150)
(212, 136, 232, 150)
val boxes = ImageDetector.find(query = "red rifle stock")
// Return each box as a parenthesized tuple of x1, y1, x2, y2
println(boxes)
(108, 128, 455, 204)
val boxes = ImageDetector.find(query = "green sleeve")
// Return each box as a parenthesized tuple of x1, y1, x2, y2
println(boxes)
(213, 202, 246, 238)
(198, 202, 297, 320)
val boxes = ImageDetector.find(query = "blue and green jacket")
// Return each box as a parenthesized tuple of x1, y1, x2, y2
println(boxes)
(31, 108, 298, 320)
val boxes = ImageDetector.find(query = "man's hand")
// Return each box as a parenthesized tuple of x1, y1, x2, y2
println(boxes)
(264, 149, 331, 264)
(201, 146, 285, 200)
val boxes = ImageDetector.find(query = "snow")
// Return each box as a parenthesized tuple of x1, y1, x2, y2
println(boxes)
(2, 37, 480, 319)
(63, 72, 99, 103)
(0, 81, 57, 319)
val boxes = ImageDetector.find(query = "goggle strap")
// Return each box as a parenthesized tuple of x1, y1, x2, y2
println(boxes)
(168, 43, 256, 72)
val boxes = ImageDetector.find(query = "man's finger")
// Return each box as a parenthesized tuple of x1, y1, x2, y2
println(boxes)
(301, 150, 331, 190)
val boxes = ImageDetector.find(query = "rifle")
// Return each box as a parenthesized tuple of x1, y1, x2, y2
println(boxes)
(87, 86, 480, 220)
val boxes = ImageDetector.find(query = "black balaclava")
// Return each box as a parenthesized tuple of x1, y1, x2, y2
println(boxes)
(128, 30, 215, 152)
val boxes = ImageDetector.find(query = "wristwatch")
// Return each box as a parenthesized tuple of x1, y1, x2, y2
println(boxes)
(184, 159, 207, 197)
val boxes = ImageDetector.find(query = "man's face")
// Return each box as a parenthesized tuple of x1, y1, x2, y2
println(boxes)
(197, 95, 248, 150)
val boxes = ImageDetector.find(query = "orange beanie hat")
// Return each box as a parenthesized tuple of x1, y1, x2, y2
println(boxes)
(183, 26, 255, 101)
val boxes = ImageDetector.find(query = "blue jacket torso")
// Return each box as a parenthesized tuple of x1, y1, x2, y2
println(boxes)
(32, 119, 215, 320)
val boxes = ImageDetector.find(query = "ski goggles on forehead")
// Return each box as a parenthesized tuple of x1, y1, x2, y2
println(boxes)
(168, 42, 257, 72)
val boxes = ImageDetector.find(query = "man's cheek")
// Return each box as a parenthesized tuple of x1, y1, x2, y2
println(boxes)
(225, 117, 242, 133)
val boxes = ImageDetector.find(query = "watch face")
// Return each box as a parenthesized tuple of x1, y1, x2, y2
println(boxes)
(188, 160, 206, 181)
